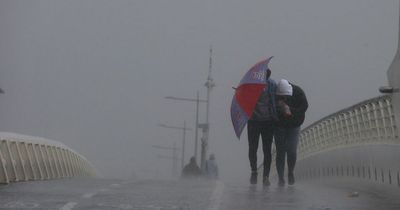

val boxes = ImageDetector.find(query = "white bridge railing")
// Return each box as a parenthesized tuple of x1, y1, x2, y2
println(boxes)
(0, 132, 96, 184)
(262, 95, 400, 187)
(298, 95, 398, 160)
(292, 95, 400, 187)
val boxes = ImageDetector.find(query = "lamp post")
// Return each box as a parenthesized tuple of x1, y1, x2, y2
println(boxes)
(158, 121, 192, 170)
(152, 143, 180, 177)
(164, 94, 207, 163)
(201, 46, 215, 170)
(386, 1, 400, 133)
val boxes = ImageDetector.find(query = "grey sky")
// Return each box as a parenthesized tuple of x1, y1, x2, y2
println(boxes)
(0, 0, 398, 180)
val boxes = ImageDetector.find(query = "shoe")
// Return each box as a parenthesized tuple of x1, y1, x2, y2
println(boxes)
(250, 172, 257, 185)
(263, 177, 270, 186)
(278, 178, 285, 187)
(288, 173, 295, 185)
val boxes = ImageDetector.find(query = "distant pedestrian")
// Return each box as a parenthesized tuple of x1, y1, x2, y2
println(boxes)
(181, 157, 202, 178)
(247, 68, 277, 186)
(205, 154, 219, 179)
(274, 79, 308, 186)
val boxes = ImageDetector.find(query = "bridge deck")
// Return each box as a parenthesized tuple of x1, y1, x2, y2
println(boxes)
(0, 177, 399, 209)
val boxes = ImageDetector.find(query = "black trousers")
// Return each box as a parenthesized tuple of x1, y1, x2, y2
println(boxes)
(247, 120, 274, 177)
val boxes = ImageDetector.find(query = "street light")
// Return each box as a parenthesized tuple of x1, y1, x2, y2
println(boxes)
(164, 96, 207, 103)
(164, 92, 207, 163)
(157, 154, 182, 160)
(201, 46, 215, 170)
(379, 86, 399, 93)
(152, 143, 180, 177)
(164, 47, 215, 170)
(158, 121, 192, 170)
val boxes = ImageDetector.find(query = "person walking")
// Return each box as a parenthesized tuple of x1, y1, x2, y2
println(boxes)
(274, 79, 308, 186)
(181, 156, 202, 178)
(247, 68, 277, 185)
(205, 154, 219, 179)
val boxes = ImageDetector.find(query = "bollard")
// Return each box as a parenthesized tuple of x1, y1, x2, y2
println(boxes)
(352, 165, 355, 177)
(357, 167, 360, 178)
(368, 166, 371, 180)
(397, 171, 400, 187)
(381, 169, 384, 183)
(389, 169, 392, 185)
(341, 165, 344, 176)
(374, 168, 377, 181)
(362, 166, 365, 179)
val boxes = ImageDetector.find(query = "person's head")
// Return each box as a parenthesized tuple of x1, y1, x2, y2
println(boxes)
(276, 79, 293, 100)
(266, 68, 271, 79)
(190, 156, 196, 164)
(209, 154, 215, 160)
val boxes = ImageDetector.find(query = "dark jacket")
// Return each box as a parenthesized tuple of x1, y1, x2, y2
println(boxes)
(181, 159, 202, 178)
(250, 78, 278, 122)
(277, 83, 308, 128)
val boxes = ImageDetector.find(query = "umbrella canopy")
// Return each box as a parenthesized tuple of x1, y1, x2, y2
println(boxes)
(230, 57, 273, 139)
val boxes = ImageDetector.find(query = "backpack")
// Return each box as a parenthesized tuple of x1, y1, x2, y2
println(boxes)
(250, 79, 277, 121)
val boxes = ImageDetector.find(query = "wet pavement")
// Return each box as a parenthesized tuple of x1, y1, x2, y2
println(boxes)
(0, 178, 214, 210)
(0, 177, 399, 209)
(220, 178, 400, 210)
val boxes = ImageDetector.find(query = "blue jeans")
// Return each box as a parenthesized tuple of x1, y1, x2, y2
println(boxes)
(274, 126, 300, 180)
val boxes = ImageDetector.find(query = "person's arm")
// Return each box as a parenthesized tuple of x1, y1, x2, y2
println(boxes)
(278, 100, 292, 117)
(289, 86, 308, 114)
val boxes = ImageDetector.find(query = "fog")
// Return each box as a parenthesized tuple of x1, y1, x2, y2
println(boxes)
(0, 0, 397, 181)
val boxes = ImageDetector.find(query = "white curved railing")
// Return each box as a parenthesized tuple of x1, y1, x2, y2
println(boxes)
(291, 95, 400, 187)
(0, 132, 96, 184)
(298, 95, 398, 161)
(260, 95, 400, 187)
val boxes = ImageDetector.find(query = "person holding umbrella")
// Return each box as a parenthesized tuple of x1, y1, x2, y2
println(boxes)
(247, 68, 277, 185)
(274, 79, 308, 186)
(230, 57, 277, 186)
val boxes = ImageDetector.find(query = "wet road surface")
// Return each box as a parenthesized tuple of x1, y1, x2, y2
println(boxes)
(0, 177, 399, 209)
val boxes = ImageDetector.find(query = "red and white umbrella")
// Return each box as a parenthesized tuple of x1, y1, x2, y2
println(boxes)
(230, 57, 273, 139)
